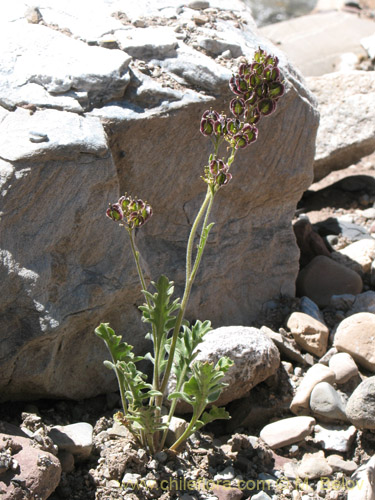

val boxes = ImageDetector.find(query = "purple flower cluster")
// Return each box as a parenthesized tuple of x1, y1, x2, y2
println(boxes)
(200, 48, 284, 188)
(106, 194, 152, 229)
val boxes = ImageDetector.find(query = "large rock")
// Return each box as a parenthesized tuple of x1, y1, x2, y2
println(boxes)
(309, 71, 375, 182)
(0, 0, 318, 400)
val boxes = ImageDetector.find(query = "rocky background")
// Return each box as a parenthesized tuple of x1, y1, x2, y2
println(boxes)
(0, 0, 318, 401)
(2, 0, 375, 499)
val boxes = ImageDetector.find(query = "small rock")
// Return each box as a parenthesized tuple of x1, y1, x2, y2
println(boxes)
(286, 312, 329, 357)
(327, 454, 358, 474)
(362, 207, 375, 220)
(310, 382, 348, 422)
(122, 472, 141, 486)
(298, 450, 333, 480)
(296, 255, 363, 307)
(348, 455, 375, 500)
(330, 294, 356, 311)
(290, 364, 336, 415)
(196, 36, 243, 58)
(259, 416, 315, 449)
(261, 326, 309, 365)
(251, 489, 272, 499)
(154, 451, 167, 464)
(162, 416, 188, 447)
(187, 0, 210, 9)
(299, 296, 326, 324)
(49, 422, 93, 460)
(314, 424, 357, 452)
(214, 466, 235, 481)
(29, 131, 49, 143)
(346, 376, 375, 429)
(211, 483, 243, 500)
(348, 290, 375, 315)
(334, 312, 375, 372)
(319, 347, 338, 365)
(193, 14, 209, 25)
(338, 238, 375, 274)
(328, 352, 358, 384)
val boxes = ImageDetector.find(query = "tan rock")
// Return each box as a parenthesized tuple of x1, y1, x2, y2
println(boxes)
(287, 311, 329, 357)
(334, 312, 375, 371)
(290, 364, 336, 415)
(260, 416, 316, 449)
(328, 352, 359, 384)
(298, 450, 333, 479)
(296, 255, 363, 307)
(338, 239, 375, 274)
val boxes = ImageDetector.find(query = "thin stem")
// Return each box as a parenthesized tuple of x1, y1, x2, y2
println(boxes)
(160, 188, 215, 396)
(185, 188, 211, 286)
(114, 366, 128, 416)
(127, 229, 160, 398)
(169, 408, 201, 452)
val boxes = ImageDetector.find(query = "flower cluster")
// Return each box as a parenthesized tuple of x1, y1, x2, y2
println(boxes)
(200, 47, 284, 188)
(106, 194, 152, 229)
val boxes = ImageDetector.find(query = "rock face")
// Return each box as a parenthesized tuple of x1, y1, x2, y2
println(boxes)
(0, 1, 318, 400)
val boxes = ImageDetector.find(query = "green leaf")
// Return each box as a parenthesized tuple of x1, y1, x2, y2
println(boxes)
(139, 275, 181, 377)
(194, 406, 231, 431)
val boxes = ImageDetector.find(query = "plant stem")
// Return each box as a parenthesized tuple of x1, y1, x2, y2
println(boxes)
(127, 229, 160, 396)
(185, 188, 211, 285)
(160, 187, 215, 396)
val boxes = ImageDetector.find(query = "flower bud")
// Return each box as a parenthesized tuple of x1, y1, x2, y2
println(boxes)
(200, 118, 214, 136)
(106, 203, 123, 221)
(129, 212, 145, 228)
(235, 77, 249, 93)
(268, 81, 285, 99)
(216, 171, 232, 186)
(234, 133, 249, 149)
(229, 75, 242, 95)
(230, 98, 246, 118)
(245, 107, 260, 124)
(118, 195, 132, 212)
(226, 118, 241, 136)
(258, 98, 276, 116)
(242, 124, 258, 144)
(263, 66, 280, 82)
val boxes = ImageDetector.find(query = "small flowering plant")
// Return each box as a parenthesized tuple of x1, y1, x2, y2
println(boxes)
(95, 48, 284, 454)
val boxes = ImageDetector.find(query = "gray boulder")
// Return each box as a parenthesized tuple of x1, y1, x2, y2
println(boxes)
(0, 0, 318, 400)
(170, 326, 280, 412)
(308, 70, 375, 182)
